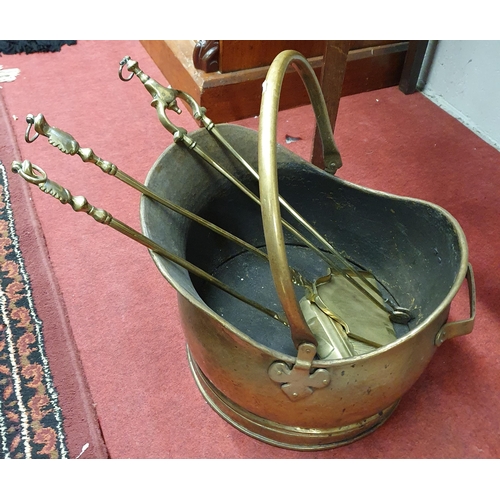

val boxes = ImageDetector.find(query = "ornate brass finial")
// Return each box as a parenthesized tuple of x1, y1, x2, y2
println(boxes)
(119, 55, 182, 119)
(11, 160, 112, 224)
(24, 113, 118, 176)
(25, 113, 79, 154)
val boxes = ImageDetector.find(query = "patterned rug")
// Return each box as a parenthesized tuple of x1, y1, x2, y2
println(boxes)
(0, 160, 68, 459)
(0, 41, 76, 55)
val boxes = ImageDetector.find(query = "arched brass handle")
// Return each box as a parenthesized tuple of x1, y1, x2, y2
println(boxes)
(258, 50, 342, 350)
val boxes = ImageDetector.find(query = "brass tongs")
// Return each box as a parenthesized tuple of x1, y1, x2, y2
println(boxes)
(118, 56, 412, 326)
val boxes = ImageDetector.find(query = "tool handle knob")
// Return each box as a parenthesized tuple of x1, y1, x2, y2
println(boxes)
(11, 160, 112, 224)
(25, 113, 80, 155)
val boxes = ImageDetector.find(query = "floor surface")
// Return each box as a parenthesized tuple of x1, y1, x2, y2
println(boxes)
(0, 40, 499, 459)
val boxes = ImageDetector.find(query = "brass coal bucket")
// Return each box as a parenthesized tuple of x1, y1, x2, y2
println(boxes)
(13, 50, 475, 451)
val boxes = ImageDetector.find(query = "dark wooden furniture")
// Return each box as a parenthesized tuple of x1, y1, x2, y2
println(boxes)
(140, 40, 412, 123)
(311, 41, 350, 169)
(399, 41, 430, 94)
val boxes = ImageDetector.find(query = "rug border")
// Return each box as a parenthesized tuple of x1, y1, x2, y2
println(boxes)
(0, 90, 109, 459)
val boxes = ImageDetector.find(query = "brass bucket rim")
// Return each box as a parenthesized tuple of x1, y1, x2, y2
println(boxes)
(139, 125, 470, 367)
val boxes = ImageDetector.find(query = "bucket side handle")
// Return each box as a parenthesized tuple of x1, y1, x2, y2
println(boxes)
(258, 50, 342, 350)
(435, 263, 476, 346)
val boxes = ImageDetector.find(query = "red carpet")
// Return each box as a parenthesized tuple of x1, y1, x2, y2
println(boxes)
(0, 93, 108, 458)
(0, 40, 498, 458)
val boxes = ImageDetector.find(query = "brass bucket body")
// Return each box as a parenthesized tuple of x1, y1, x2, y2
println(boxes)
(12, 50, 473, 451)
(140, 123, 471, 450)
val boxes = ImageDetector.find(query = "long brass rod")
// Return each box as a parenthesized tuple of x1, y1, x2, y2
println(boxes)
(116, 172, 270, 261)
(108, 219, 289, 326)
(11, 160, 289, 327)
